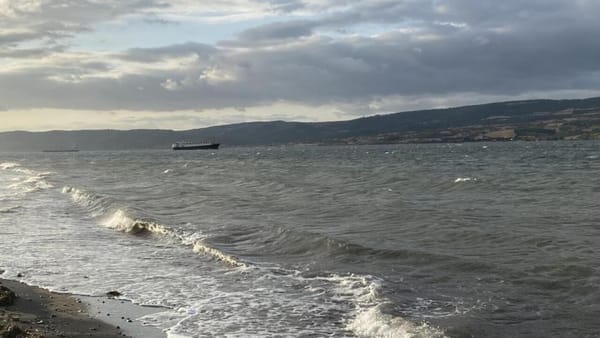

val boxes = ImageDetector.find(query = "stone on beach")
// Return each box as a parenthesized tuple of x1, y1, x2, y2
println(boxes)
(106, 291, 122, 298)
(0, 286, 16, 306)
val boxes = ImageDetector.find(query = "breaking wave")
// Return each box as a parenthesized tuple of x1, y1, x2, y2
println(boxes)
(1, 162, 53, 194)
(301, 273, 446, 338)
(101, 209, 172, 236)
(0, 162, 20, 170)
(349, 304, 446, 338)
(191, 241, 246, 268)
(62, 186, 246, 268)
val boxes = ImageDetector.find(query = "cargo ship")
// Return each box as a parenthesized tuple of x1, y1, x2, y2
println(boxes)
(171, 142, 219, 150)
(42, 149, 80, 153)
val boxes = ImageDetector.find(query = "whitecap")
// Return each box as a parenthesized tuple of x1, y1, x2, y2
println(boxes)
(0, 162, 20, 170)
(100, 209, 247, 268)
(454, 177, 476, 183)
(348, 304, 446, 338)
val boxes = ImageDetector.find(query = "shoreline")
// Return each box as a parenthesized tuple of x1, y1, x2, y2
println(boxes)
(0, 278, 166, 338)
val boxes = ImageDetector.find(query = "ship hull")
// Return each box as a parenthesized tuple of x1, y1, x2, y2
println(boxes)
(42, 149, 80, 153)
(172, 143, 219, 150)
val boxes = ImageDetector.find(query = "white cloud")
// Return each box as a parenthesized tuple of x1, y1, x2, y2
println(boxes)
(161, 78, 180, 91)
(0, 0, 42, 18)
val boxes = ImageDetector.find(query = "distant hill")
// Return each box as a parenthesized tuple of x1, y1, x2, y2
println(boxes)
(2, 96, 600, 151)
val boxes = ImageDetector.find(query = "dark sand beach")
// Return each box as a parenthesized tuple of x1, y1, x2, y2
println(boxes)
(0, 278, 164, 338)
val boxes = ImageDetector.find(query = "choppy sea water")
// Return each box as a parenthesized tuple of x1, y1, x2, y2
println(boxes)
(1, 142, 600, 337)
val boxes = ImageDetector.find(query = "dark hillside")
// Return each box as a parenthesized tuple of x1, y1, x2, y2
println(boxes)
(2, 97, 600, 151)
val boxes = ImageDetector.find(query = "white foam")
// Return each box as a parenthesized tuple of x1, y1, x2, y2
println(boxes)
(98, 208, 247, 268)
(61, 185, 111, 218)
(6, 170, 53, 193)
(454, 177, 476, 183)
(327, 274, 445, 337)
(192, 241, 246, 268)
(0, 162, 20, 170)
(13, 168, 37, 175)
(306, 273, 446, 338)
(63, 186, 91, 204)
(102, 209, 171, 236)
(167, 334, 193, 338)
(348, 304, 446, 338)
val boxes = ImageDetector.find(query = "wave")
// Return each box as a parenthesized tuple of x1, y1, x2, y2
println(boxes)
(62, 186, 246, 268)
(15, 173, 54, 192)
(62, 186, 97, 206)
(328, 274, 446, 338)
(0, 162, 20, 170)
(348, 304, 446, 338)
(60, 185, 446, 336)
(192, 241, 246, 268)
(246, 225, 446, 266)
(300, 273, 446, 338)
(102, 209, 174, 236)
(62, 186, 112, 217)
(0, 206, 22, 214)
(1, 163, 53, 194)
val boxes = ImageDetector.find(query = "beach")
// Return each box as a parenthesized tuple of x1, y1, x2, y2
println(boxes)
(0, 278, 164, 338)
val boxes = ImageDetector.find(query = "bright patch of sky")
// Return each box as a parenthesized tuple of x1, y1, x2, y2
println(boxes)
(70, 9, 400, 53)
(71, 16, 286, 51)
(322, 22, 402, 38)
(325, 20, 426, 39)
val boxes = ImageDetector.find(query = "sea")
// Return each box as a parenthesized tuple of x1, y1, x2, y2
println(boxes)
(1, 141, 600, 338)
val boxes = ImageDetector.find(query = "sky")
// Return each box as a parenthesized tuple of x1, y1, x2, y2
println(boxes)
(1, 0, 600, 131)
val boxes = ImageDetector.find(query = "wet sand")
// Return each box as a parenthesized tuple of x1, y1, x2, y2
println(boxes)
(0, 278, 165, 338)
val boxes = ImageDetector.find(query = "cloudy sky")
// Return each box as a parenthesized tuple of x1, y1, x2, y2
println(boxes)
(1, 0, 600, 131)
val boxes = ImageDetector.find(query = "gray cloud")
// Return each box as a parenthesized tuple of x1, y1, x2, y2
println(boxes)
(1, 0, 600, 117)
(235, 20, 315, 43)
(0, 0, 162, 47)
(0, 45, 65, 58)
(0, 30, 41, 46)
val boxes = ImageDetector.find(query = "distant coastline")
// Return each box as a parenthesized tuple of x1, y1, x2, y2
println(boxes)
(42, 149, 80, 153)
(1, 96, 600, 151)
